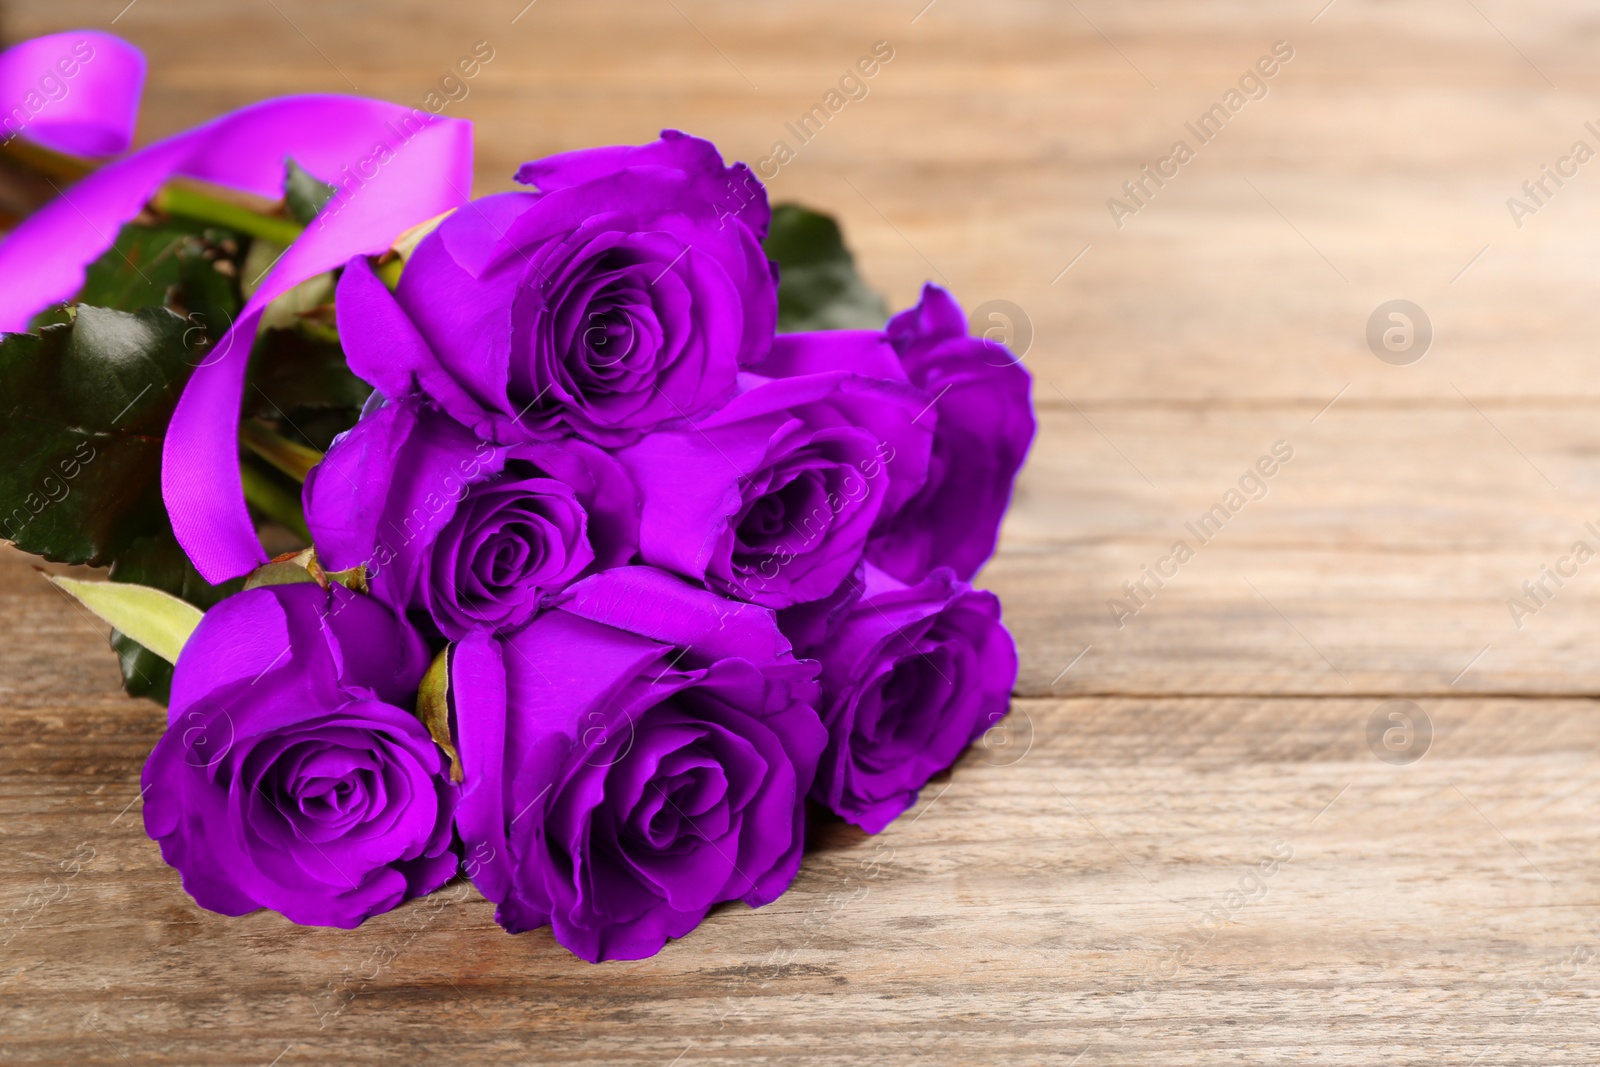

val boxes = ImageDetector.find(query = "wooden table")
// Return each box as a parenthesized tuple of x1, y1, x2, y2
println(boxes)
(4, 0, 1600, 1063)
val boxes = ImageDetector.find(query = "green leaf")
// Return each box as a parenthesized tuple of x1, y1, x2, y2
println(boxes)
(75, 219, 245, 321)
(764, 203, 889, 332)
(106, 532, 243, 701)
(48, 574, 203, 665)
(248, 328, 371, 414)
(284, 159, 337, 226)
(244, 328, 370, 457)
(110, 630, 173, 704)
(0, 306, 204, 566)
(174, 234, 244, 338)
(78, 219, 201, 311)
(240, 239, 286, 300)
(27, 304, 73, 332)
(241, 352, 367, 460)
(259, 273, 335, 334)
(109, 531, 243, 612)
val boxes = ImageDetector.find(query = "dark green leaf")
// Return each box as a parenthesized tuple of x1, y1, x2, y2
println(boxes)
(111, 631, 172, 704)
(174, 236, 243, 341)
(247, 328, 372, 417)
(108, 530, 243, 611)
(78, 218, 200, 311)
(245, 327, 370, 455)
(764, 203, 889, 332)
(0, 305, 203, 566)
(28, 304, 72, 332)
(284, 159, 337, 226)
(68, 216, 243, 327)
(78, 219, 243, 313)
(259, 407, 365, 457)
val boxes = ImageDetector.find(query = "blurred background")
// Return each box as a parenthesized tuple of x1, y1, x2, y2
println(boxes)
(9, 0, 1600, 696)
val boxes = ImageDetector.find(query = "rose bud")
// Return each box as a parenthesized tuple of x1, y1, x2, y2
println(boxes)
(800, 564, 1018, 833)
(334, 130, 776, 447)
(304, 395, 638, 642)
(614, 359, 932, 610)
(446, 566, 825, 962)
(141, 583, 457, 928)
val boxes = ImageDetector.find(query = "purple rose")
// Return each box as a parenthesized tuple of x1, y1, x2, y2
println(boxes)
(615, 360, 932, 610)
(448, 567, 825, 962)
(142, 583, 456, 928)
(799, 564, 1017, 833)
(870, 284, 1034, 582)
(775, 560, 866, 650)
(304, 395, 639, 642)
(757, 289, 1034, 583)
(335, 131, 776, 447)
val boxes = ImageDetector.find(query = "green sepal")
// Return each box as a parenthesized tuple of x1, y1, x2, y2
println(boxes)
(242, 547, 368, 594)
(416, 647, 461, 783)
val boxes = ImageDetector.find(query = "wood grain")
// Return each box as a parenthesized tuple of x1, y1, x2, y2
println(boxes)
(4, 0, 1600, 1063)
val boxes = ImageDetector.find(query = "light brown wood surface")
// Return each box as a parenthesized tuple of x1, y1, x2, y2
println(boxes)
(4, 0, 1600, 1063)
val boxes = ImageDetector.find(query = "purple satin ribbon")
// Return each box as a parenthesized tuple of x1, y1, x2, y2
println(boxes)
(0, 34, 475, 584)
(0, 31, 144, 156)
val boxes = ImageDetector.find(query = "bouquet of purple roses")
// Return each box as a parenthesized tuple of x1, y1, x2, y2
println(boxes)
(0, 31, 1033, 961)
